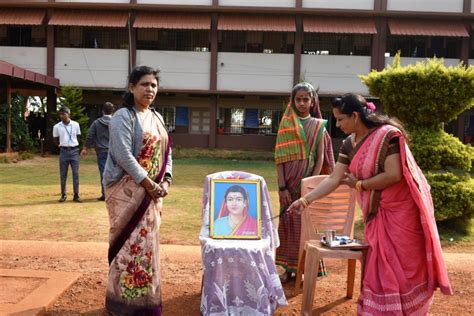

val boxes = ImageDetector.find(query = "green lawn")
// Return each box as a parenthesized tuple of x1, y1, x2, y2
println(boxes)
(0, 155, 280, 245)
(1, 153, 470, 248)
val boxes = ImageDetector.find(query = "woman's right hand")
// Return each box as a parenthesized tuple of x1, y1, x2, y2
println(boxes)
(286, 199, 304, 215)
(278, 189, 292, 208)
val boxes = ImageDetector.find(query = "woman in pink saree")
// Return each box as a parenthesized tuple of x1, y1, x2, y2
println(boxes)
(213, 185, 258, 237)
(288, 93, 452, 315)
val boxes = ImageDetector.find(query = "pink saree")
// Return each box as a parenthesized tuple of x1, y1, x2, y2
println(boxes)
(349, 125, 452, 315)
(216, 201, 258, 236)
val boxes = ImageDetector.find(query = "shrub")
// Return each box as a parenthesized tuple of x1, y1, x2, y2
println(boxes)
(409, 128, 474, 172)
(426, 172, 474, 229)
(0, 93, 35, 151)
(361, 55, 474, 130)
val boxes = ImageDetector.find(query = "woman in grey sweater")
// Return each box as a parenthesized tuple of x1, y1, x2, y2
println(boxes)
(103, 66, 172, 315)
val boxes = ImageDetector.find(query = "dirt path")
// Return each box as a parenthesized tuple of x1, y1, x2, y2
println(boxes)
(1, 240, 472, 315)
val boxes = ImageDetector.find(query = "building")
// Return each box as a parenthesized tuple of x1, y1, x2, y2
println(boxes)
(1, 0, 473, 151)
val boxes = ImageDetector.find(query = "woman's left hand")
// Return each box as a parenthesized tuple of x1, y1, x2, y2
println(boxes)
(158, 181, 169, 198)
(341, 172, 358, 189)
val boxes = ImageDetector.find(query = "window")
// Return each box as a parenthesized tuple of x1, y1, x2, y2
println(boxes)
(303, 33, 371, 56)
(386, 36, 460, 58)
(190, 109, 210, 134)
(220, 108, 282, 135)
(55, 27, 128, 49)
(0, 26, 46, 47)
(156, 106, 176, 132)
(137, 29, 210, 51)
(219, 31, 294, 54)
(259, 109, 282, 135)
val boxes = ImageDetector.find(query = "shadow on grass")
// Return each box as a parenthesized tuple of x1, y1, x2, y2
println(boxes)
(1, 198, 103, 208)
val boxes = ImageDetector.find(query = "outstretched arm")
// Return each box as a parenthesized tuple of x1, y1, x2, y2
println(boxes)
(287, 162, 349, 214)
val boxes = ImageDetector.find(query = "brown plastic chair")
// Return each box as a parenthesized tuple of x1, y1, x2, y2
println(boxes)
(293, 175, 367, 315)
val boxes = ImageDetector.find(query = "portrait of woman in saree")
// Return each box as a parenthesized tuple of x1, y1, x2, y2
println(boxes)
(210, 180, 261, 239)
(287, 93, 452, 315)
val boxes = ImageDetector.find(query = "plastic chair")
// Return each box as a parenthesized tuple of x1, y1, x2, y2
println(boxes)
(293, 175, 367, 315)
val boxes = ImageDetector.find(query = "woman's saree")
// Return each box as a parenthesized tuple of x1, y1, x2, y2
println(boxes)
(275, 117, 330, 272)
(105, 111, 170, 315)
(348, 125, 452, 315)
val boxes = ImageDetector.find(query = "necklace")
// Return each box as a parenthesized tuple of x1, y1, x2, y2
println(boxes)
(300, 114, 311, 120)
(228, 215, 242, 228)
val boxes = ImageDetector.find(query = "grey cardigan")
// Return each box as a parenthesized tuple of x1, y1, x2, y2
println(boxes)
(103, 107, 172, 187)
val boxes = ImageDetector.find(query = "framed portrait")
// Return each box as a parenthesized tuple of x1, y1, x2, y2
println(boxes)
(210, 179, 261, 239)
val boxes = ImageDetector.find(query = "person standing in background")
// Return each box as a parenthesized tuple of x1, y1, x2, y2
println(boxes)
(53, 106, 82, 203)
(274, 82, 335, 282)
(81, 102, 115, 201)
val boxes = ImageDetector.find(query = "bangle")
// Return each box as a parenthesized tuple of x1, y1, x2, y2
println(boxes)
(299, 196, 309, 208)
(278, 185, 287, 191)
(163, 177, 172, 186)
(147, 182, 159, 193)
(355, 180, 365, 192)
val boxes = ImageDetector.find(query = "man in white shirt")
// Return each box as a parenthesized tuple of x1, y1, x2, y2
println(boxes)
(53, 106, 82, 202)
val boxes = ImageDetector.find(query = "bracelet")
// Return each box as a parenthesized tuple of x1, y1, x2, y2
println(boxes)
(299, 196, 309, 208)
(163, 176, 172, 185)
(147, 182, 159, 193)
(355, 180, 365, 192)
(278, 185, 287, 191)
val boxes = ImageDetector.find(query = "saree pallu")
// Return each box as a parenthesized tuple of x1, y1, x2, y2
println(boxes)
(276, 118, 330, 272)
(349, 125, 452, 315)
(105, 176, 163, 315)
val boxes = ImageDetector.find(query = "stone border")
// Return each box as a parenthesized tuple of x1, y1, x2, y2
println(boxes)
(0, 269, 80, 315)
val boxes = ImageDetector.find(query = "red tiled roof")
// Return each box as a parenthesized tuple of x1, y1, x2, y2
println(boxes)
(0, 60, 60, 88)
(134, 12, 211, 29)
(388, 19, 469, 37)
(0, 9, 45, 25)
(303, 17, 377, 34)
(218, 15, 295, 32)
(48, 10, 129, 28)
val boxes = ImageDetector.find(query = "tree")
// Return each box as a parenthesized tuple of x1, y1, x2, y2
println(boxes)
(57, 86, 89, 145)
(0, 93, 34, 151)
(360, 53, 474, 233)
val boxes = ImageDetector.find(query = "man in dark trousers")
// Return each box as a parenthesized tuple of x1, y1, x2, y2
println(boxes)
(53, 106, 82, 202)
(81, 102, 115, 201)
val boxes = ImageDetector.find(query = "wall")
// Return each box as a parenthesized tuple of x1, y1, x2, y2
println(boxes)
(387, 0, 464, 13)
(219, 0, 295, 7)
(217, 53, 293, 92)
(55, 48, 128, 88)
(136, 51, 211, 91)
(0, 47, 47, 75)
(301, 55, 371, 95)
(302, 0, 374, 10)
(385, 57, 462, 67)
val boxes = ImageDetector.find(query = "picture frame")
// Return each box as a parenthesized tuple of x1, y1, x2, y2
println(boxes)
(210, 179, 261, 239)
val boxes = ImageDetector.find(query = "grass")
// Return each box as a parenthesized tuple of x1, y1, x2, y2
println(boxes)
(0, 152, 472, 249)
(0, 154, 279, 245)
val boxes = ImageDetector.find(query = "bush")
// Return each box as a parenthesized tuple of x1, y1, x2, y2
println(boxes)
(426, 172, 474, 232)
(409, 128, 474, 172)
(173, 146, 274, 161)
(0, 93, 35, 151)
(361, 55, 474, 130)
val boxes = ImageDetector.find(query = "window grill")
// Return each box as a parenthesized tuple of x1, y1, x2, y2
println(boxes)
(220, 108, 282, 135)
(0, 26, 46, 47)
(303, 33, 371, 56)
(219, 31, 294, 53)
(386, 36, 460, 58)
(155, 106, 176, 132)
(137, 29, 210, 51)
(55, 27, 128, 49)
